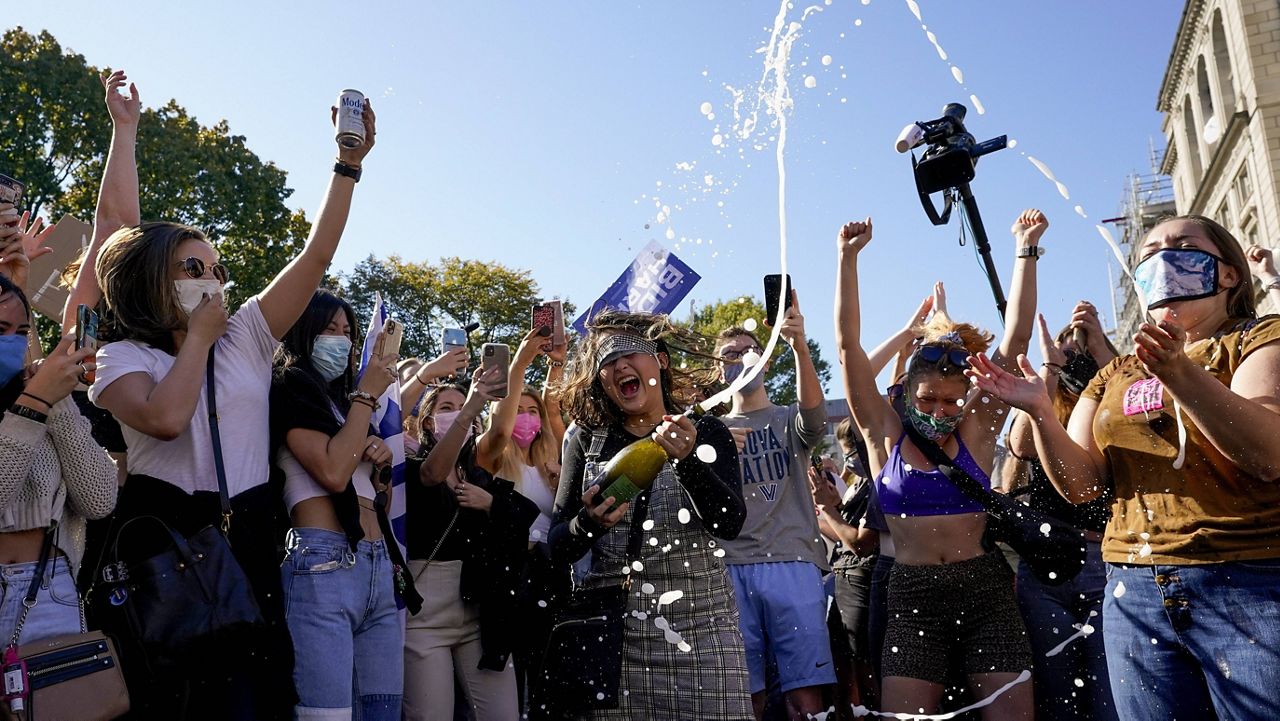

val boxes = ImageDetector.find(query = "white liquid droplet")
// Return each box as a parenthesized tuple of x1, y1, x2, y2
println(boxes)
(677, 641, 692, 653)
(696, 445, 718, 463)
(654, 616, 669, 630)
(537, 600, 547, 608)
(665, 227, 675, 240)
(711, 133, 724, 147)
(658, 590, 684, 606)
(951, 65, 964, 84)
(743, 318, 759, 332)
(631, 561, 644, 572)
(596, 692, 605, 701)
(699, 101, 713, 116)
(713, 548, 726, 557)
(642, 519, 655, 531)
(1008, 138, 1018, 148)
(1113, 581, 1127, 598)
(1139, 543, 1153, 558)
(1075, 205, 1088, 219)
(1039, 523, 1052, 536)
(648, 378, 658, 386)
(1074, 678, 1085, 688)
(804, 76, 817, 89)
(641, 582, 655, 594)
(969, 94, 985, 115)
(905, 0, 921, 21)
(821, 55, 833, 66)
(854, 18, 863, 26)
(677, 508, 691, 524)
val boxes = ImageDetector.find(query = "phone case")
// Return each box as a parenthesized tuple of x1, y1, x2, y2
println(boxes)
(482, 344, 510, 398)
(764, 274, 793, 323)
(376, 320, 403, 358)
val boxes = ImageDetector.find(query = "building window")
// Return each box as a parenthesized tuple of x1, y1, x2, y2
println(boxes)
(1234, 164, 1253, 209)
(1197, 56, 1219, 145)
(1216, 199, 1232, 229)
(1212, 10, 1237, 115)
(1183, 96, 1204, 183)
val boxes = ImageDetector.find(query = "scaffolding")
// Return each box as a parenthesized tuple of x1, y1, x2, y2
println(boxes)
(1105, 141, 1177, 346)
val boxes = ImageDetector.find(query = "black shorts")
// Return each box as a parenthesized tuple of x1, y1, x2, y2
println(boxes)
(881, 551, 1032, 685)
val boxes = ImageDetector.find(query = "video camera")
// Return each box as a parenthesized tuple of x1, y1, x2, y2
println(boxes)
(896, 103, 1007, 224)
(895, 103, 1009, 318)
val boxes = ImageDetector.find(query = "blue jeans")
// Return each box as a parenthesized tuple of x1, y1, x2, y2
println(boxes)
(1104, 559, 1280, 721)
(0, 557, 81, 644)
(1017, 541, 1117, 721)
(282, 528, 403, 721)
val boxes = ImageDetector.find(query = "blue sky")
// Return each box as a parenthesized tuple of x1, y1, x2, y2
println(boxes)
(12, 1, 1181, 394)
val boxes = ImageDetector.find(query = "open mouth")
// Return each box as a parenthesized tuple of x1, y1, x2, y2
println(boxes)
(618, 374, 642, 399)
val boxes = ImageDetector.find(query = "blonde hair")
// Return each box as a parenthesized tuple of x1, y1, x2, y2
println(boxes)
(493, 390, 559, 494)
(906, 311, 994, 390)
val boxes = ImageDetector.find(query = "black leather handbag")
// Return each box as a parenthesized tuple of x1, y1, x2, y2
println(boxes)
(905, 424, 1087, 586)
(535, 430, 652, 715)
(98, 347, 265, 670)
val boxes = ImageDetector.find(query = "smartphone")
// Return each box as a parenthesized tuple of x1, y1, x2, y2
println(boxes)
(375, 318, 403, 359)
(75, 304, 99, 384)
(0, 173, 23, 208)
(442, 327, 469, 379)
(763, 274, 793, 325)
(481, 343, 511, 399)
(531, 300, 566, 351)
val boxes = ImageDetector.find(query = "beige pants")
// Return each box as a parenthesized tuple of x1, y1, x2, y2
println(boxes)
(403, 560, 519, 721)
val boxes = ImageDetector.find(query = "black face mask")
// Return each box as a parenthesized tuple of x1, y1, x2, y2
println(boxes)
(1059, 351, 1100, 396)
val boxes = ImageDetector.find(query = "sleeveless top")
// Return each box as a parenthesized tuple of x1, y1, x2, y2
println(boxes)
(876, 431, 989, 517)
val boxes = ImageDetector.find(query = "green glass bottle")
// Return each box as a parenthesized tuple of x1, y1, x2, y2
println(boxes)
(592, 437, 669, 506)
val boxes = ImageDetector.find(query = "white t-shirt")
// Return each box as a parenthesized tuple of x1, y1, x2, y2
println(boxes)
(279, 448, 376, 513)
(518, 463, 556, 543)
(89, 298, 278, 497)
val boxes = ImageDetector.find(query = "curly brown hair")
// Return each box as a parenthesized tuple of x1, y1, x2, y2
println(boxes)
(553, 310, 718, 429)
(905, 311, 994, 390)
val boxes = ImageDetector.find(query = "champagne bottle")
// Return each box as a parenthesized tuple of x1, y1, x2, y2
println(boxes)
(591, 437, 669, 506)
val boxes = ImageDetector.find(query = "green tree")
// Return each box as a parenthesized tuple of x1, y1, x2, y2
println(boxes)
(686, 296, 832, 407)
(339, 254, 576, 385)
(1, 27, 310, 318)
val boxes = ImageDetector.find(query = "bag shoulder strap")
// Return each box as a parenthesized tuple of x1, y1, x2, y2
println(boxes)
(902, 423, 993, 508)
(206, 345, 232, 534)
(9, 525, 57, 647)
(585, 426, 651, 587)
(585, 427, 609, 462)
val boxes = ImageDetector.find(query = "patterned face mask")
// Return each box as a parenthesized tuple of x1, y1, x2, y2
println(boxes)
(1133, 248, 1221, 310)
(906, 404, 964, 442)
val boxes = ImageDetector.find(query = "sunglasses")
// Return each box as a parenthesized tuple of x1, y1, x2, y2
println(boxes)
(914, 344, 970, 368)
(176, 257, 229, 284)
(719, 345, 763, 362)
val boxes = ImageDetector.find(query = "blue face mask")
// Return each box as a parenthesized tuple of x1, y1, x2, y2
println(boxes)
(723, 361, 764, 394)
(1134, 248, 1221, 310)
(0, 335, 28, 386)
(310, 335, 353, 383)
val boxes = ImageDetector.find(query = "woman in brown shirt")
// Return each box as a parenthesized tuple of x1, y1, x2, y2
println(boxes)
(969, 215, 1280, 721)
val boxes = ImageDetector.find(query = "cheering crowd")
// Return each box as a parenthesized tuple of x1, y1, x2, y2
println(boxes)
(1, 69, 1279, 721)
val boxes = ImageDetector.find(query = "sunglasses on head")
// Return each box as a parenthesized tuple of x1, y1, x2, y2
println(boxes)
(914, 344, 970, 368)
(719, 345, 763, 362)
(176, 257, 229, 284)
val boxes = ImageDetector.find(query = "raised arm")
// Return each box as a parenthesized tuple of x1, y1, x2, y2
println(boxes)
(867, 294, 934, 378)
(62, 71, 143, 333)
(834, 218, 901, 459)
(968, 353, 1107, 502)
(258, 103, 376, 340)
(1246, 245, 1280, 307)
(420, 366, 502, 485)
(542, 342, 568, 450)
(779, 290, 824, 413)
(475, 327, 547, 470)
(398, 348, 468, 424)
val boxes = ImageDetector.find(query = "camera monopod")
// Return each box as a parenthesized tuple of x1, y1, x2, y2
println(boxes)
(896, 103, 1009, 320)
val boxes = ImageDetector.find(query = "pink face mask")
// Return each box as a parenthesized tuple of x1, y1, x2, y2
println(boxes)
(432, 410, 473, 444)
(512, 413, 542, 449)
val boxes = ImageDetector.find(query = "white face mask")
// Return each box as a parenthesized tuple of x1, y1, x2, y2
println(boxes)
(174, 279, 224, 317)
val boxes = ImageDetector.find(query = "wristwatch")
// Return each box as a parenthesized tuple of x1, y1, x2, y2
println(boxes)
(333, 160, 362, 183)
(1017, 245, 1045, 260)
(8, 404, 49, 424)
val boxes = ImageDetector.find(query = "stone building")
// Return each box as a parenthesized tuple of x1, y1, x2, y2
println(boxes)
(1155, 0, 1280, 315)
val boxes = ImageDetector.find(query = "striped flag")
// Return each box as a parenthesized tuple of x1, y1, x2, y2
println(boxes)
(357, 294, 409, 606)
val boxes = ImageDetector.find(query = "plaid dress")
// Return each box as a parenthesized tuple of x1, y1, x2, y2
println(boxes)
(578, 432, 753, 721)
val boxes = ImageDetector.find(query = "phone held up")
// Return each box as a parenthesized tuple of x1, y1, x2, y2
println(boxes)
(763, 274, 793, 326)
(531, 300, 565, 351)
(442, 327, 469, 379)
(75, 304, 99, 384)
(0, 173, 23, 208)
(375, 319, 403, 359)
(481, 343, 511, 399)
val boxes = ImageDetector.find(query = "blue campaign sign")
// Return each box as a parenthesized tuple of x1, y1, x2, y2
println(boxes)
(572, 241, 701, 335)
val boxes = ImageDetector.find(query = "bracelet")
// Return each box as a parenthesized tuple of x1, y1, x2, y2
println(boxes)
(19, 392, 52, 409)
(1042, 362, 1063, 375)
(347, 390, 380, 410)
(1017, 246, 1045, 260)
(1263, 277, 1280, 293)
(8, 404, 49, 424)
(333, 160, 362, 183)
(550, 360, 565, 368)
(351, 397, 377, 411)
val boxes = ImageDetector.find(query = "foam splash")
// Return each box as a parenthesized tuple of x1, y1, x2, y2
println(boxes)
(1044, 611, 1097, 657)
(700, 0, 811, 412)
(950, 65, 964, 84)
(904, 0, 922, 22)
(848, 669, 1032, 718)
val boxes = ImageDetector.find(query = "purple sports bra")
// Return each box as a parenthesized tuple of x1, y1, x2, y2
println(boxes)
(876, 432, 990, 517)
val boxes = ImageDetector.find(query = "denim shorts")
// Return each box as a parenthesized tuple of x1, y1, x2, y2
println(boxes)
(0, 557, 82, 645)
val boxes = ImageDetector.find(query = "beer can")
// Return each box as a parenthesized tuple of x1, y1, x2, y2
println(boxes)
(0, 173, 23, 207)
(335, 89, 366, 149)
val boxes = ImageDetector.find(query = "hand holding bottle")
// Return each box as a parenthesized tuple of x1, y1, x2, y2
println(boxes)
(653, 414, 697, 461)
